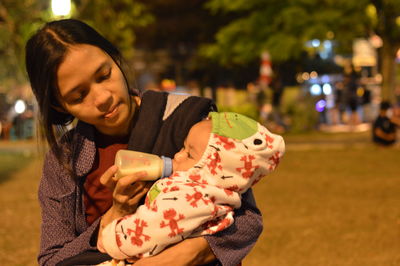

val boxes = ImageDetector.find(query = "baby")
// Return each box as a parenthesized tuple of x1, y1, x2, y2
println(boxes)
(100, 112, 285, 262)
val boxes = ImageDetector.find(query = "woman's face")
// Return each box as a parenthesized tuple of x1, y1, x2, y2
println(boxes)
(56, 44, 134, 136)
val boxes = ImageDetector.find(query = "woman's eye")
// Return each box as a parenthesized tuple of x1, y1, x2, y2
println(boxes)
(97, 69, 111, 82)
(71, 95, 84, 104)
(187, 152, 193, 159)
(70, 90, 88, 104)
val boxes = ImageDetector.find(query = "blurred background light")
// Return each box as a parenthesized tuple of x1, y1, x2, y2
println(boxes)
(321, 74, 330, 84)
(310, 71, 318, 79)
(296, 73, 304, 83)
(302, 72, 310, 81)
(51, 0, 71, 17)
(14, 99, 26, 114)
(322, 83, 332, 95)
(310, 84, 322, 95)
(311, 39, 320, 47)
(326, 31, 334, 39)
(357, 87, 365, 97)
(396, 16, 400, 27)
(315, 99, 326, 112)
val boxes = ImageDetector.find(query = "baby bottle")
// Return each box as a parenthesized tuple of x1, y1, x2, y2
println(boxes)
(114, 150, 173, 181)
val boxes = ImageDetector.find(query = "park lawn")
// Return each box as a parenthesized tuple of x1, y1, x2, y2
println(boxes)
(244, 144, 400, 266)
(0, 133, 399, 265)
(0, 151, 33, 184)
(0, 153, 42, 265)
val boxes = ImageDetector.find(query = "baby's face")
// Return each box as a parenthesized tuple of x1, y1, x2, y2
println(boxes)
(173, 120, 212, 172)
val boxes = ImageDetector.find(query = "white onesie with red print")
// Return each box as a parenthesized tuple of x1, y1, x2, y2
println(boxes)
(101, 112, 285, 260)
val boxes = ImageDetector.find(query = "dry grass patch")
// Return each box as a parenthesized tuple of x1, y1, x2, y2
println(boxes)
(244, 146, 400, 266)
(0, 156, 42, 265)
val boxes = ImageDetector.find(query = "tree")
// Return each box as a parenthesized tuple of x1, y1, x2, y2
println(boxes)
(133, 0, 238, 87)
(370, 0, 400, 101)
(203, 0, 400, 101)
(0, 0, 153, 95)
(74, 0, 154, 59)
(0, 0, 48, 91)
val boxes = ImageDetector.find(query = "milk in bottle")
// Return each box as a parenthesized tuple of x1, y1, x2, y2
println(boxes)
(114, 150, 172, 181)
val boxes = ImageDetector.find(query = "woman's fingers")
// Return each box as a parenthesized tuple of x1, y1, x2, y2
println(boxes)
(99, 165, 119, 189)
(127, 182, 152, 206)
(112, 171, 153, 213)
(114, 171, 148, 195)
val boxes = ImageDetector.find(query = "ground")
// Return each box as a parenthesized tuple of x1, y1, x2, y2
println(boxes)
(0, 131, 399, 265)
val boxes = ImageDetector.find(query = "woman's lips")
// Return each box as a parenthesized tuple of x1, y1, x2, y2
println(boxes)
(104, 103, 119, 119)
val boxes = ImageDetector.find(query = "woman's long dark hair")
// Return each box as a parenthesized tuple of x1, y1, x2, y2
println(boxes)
(25, 19, 135, 168)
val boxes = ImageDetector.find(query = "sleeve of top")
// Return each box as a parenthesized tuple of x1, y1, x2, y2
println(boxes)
(37, 151, 100, 266)
(204, 189, 263, 266)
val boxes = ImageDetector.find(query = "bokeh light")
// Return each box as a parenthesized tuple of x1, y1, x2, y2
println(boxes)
(315, 99, 326, 112)
(51, 0, 71, 17)
(322, 83, 332, 95)
(14, 99, 26, 114)
(310, 84, 322, 96)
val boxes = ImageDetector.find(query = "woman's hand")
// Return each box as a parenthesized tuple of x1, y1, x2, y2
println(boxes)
(101, 165, 152, 217)
(131, 237, 216, 266)
(97, 165, 153, 252)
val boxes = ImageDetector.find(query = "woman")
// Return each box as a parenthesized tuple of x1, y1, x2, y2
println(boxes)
(25, 19, 262, 265)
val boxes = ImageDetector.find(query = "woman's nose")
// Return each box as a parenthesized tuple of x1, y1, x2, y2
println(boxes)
(93, 86, 112, 111)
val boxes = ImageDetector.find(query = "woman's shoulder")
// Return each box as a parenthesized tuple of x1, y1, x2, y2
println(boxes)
(140, 90, 216, 121)
(42, 121, 95, 184)
(129, 90, 216, 155)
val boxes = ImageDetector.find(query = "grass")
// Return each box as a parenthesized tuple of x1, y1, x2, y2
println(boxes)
(0, 151, 33, 184)
(0, 133, 399, 265)
(0, 150, 41, 266)
(244, 134, 400, 266)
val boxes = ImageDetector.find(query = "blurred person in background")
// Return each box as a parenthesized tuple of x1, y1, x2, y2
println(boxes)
(0, 117, 11, 140)
(372, 101, 400, 146)
(343, 67, 361, 127)
(268, 73, 287, 133)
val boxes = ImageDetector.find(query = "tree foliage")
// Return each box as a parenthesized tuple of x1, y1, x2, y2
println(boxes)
(0, 0, 153, 94)
(203, 0, 400, 100)
(134, 0, 225, 49)
(132, 0, 238, 87)
(202, 0, 371, 65)
(0, 0, 49, 89)
(74, 0, 153, 59)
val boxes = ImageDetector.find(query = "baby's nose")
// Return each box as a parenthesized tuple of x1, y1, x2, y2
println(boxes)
(174, 151, 186, 162)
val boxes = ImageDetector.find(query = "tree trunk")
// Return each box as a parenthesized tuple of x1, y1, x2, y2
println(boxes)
(380, 41, 397, 102)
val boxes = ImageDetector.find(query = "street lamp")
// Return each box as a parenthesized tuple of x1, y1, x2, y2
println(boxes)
(51, 0, 71, 17)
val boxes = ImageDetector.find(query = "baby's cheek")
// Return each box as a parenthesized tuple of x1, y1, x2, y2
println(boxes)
(174, 160, 197, 172)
